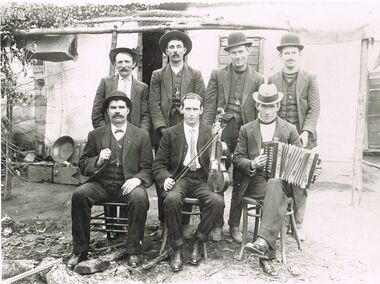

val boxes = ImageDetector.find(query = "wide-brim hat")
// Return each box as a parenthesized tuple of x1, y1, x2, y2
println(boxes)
(252, 84, 284, 105)
(52, 136, 75, 162)
(224, 32, 252, 51)
(109, 47, 139, 65)
(103, 90, 132, 111)
(277, 32, 304, 52)
(159, 30, 192, 55)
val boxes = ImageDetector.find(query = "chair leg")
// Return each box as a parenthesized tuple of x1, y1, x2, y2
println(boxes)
(238, 202, 248, 261)
(280, 223, 287, 264)
(103, 205, 113, 240)
(290, 212, 302, 250)
(159, 226, 168, 255)
(253, 207, 260, 242)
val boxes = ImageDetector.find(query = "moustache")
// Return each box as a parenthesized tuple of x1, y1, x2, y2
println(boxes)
(112, 114, 124, 118)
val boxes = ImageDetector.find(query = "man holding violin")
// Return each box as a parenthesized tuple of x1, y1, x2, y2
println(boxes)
(153, 93, 225, 272)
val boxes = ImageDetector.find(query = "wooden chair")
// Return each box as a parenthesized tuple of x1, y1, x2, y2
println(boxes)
(160, 197, 207, 258)
(238, 197, 302, 264)
(90, 202, 128, 240)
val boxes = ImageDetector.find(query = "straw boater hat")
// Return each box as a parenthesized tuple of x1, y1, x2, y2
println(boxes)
(277, 33, 304, 52)
(252, 84, 284, 105)
(109, 47, 139, 65)
(224, 32, 252, 51)
(103, 90, 132, 111)
(159, 30, 192, 55)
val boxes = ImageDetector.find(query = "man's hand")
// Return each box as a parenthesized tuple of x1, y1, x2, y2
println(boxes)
(164, 177, 175, 192)
(300, 131, 309, 148)
(212, 121, 222, 135)
(96, 148, 111, 167)
(121, 178, 142, 195)
(251, 154, 267, 170)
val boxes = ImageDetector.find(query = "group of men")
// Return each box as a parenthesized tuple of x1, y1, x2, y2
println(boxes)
(67, 30, 320, 277)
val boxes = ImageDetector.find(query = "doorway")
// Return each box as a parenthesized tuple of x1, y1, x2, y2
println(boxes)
(141, 31, 165, 86)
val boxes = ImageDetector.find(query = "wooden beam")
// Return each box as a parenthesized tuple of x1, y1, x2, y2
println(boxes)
(108, 30, 118, 77)
(352, 38, 370, 207)
(15, 23, 288, 36)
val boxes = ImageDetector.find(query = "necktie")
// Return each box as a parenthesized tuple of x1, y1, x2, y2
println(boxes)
(189, 128, 197, 171)
(122, 78, 130, 98)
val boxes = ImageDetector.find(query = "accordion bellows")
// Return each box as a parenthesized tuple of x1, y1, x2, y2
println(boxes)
(263, 141, 320, 189)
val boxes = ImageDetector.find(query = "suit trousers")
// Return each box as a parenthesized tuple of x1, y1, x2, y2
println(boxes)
(71, 181, 149, 255)
(164, 170, 225, 250)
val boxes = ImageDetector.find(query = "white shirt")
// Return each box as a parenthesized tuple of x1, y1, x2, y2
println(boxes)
(170, 64, 183, 75)
(111, 123, 127, 141)
(183, 123, 201, 168)
(117, 75, 132, 99)
(258, 114, 277, 142)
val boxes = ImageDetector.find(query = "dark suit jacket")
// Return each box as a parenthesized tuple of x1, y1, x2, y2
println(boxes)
(233, 117, 301, 197)
(268, 69, 320, 149)
(149, 64, 206, 131)
(79, 122, 153, 187)
(153, 122, 212, 189)
(91, 75, 151, 133)
(202, 64, 264, 125)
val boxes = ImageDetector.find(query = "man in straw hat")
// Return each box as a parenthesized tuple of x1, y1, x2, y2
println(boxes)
(68, 91, 153, 269)
(150, 30, 206, 237)
(202, 31, 264, 242)
(268, 32, 320, 240)
(231, 84, 321, 276)
(91, 47, 150, 133)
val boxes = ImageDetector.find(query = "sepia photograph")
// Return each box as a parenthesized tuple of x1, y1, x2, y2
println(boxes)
(1, 0, 380, 283)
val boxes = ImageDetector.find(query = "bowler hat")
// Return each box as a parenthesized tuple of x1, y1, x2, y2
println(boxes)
(224, 32, 252, 51)
(277, 33, 304, 52)
(159, 30, 192, 55)
(103, 90, 132, 111)
(252, 84, 284, 105)
(109, 47, 139, 65)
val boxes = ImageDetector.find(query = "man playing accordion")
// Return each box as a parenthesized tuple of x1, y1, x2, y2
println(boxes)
(231, 84, 321, 276)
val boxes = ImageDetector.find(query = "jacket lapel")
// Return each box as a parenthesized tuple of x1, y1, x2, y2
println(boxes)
(130, 77, 138, 102)
(296, 69, 306, 104)
(101, 125, 112, 149)
(241, 66, 255, 106)
(197, 123, 210, 169)
(273, 117, 285, 142)
(175, 123, 187, 166)
(181, 64, 192, 96)
(111, 75, 119, 91)
(122, 123, 135, 163)
(252, 120, 262, 151)
(222, 65, 231, 103)
(162, 65, 172, 102)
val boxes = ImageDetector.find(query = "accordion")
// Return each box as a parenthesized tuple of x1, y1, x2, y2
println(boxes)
(263, 141, 320, 189)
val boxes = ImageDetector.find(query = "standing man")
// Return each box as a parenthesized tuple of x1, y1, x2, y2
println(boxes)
(232, 84, 321, 276)
(68, 91, 153, 269)
(150, 30, 206, 234)
(92, 47, 150, 133)
(153, 93, 224, 272)
(202, 32, 264, 242)
(268, 33, 320, 239)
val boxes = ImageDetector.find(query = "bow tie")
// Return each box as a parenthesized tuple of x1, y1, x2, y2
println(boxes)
(115, 129, 124, 134)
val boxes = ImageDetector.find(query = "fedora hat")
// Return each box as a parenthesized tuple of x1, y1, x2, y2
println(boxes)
(159, 30, 192, 55)
(103, 90, 132, 111)
(253, 84, 284, 105)
(109, 47, 139, 65)
(224, 32, 252, 51)
(277, 33, 304, 52)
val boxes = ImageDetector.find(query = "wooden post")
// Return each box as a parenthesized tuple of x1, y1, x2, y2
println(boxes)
(108, 30, 118, 76)
(3, 96, 13, 200)
(352, 38, 370, 207)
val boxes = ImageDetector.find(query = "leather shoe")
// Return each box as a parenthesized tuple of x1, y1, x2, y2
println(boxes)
(229, 226, 242, 243)
(170, 248, 183, 272)
(259, 259, 279, 277)
(67, 251, 88, 269)
(189, 239, 202, 266)
(128, 255, 140, 268)
(209, 226, 222, 242)
(245, 238, 270, 259)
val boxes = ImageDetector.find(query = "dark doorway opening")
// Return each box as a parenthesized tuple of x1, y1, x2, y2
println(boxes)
(142, 32, 165, 86)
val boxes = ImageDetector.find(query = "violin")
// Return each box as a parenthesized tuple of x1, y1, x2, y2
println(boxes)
(207, 108, 231, 193)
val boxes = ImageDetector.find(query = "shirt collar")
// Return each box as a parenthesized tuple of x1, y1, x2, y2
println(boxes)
(119, 74, 132, 81)
(111, 123, 127, 134)
(183, 122, 199, 133)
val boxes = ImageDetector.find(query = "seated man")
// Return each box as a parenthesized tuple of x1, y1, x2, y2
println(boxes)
(68, 91, 153, 269)
(153, 93, 225, 272)
(231, 84, 320, 276)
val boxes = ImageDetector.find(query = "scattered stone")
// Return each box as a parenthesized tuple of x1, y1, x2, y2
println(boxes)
(39, 257, 57, 281)
(74, 259, 110, 275)
(46, 263, 83, 284)
(2, 259, 36, 279)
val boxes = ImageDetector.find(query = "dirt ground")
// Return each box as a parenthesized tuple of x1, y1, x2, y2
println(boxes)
(2, 162, 380, 283)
